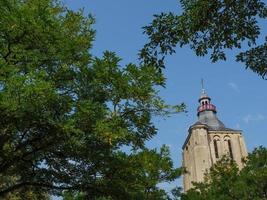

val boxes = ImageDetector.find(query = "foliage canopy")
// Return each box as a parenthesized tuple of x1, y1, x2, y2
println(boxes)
(0, 0, 185, 198)
(141, 0, 267, 78)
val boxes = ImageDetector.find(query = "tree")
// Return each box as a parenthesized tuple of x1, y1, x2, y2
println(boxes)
(180, 146, 267, 200)
(0, 0, 184, 198)
(141, 0, 267, 78)
(0, 184, 50, 200)
(62, 145, 182, 200)
(62, 191, 86, 200)
(95, 145, 181, 200)
(0, 172, 50, 199)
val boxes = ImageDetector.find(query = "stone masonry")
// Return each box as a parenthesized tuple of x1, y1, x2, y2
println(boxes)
(182, 90, 247, 192)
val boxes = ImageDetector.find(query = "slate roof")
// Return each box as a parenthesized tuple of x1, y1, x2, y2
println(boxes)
(196, 110, 237, 131)
(182, 110, 241, 150)
(182, 91, 242, 150)
(190, 121, 236, 131)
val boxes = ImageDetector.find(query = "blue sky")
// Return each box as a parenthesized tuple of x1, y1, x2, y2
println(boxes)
(60, 0, 267, 195)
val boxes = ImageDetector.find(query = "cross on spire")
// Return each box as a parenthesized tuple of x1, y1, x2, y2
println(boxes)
(201, 78, 205, 94)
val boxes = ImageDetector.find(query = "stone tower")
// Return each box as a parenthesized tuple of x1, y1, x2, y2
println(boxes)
(182, 89, 247, 192)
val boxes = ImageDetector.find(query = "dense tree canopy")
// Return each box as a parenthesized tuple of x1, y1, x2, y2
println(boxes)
(0, 0, 185, 199)
(180, 147, 267, 200)
(141, 0, 267, 78)
(61, 146, 267, 200)
(63, 146, 182, 200)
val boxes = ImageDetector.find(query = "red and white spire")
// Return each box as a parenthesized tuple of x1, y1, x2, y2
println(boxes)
(197, 79, 216, 116)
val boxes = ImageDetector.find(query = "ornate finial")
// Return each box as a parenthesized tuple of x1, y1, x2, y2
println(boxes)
(201, 78, 205, 94)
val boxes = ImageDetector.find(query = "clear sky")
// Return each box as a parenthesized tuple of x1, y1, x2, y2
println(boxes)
(60, 0, 267, 196)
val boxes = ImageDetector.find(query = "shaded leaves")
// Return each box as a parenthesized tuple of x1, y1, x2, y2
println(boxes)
(141, 0, 267, 78)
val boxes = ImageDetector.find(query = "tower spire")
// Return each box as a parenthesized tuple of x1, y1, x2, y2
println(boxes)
(201, 78, 205, 94)
(197, 80, 216, 116)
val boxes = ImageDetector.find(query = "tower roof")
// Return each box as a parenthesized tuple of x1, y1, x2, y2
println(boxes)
(182, 88, 241, 150)
(195, 86, 236, 131)
(195, 111, 232, 131)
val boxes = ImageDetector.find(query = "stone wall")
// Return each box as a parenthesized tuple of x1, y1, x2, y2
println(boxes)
(183, 127, 247, 192)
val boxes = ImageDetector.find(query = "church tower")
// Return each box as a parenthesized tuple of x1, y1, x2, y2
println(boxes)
(182, 88, 247, 192)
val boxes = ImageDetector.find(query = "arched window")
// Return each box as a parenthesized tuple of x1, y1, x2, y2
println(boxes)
(224, 136, 233, 160)
(227, 140, 233, 160)
(214, 139, 219, 158)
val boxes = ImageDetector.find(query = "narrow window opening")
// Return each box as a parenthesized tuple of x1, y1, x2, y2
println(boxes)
(214, 140, 219, 158)
(205, 101, 208, 105)
(228, 140, 233, 160)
